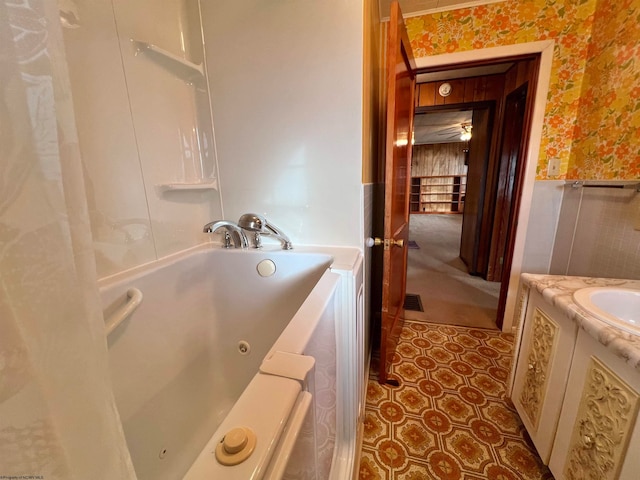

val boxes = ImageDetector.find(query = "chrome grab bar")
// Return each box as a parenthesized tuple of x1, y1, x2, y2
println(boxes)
(105, 287, 143, 336)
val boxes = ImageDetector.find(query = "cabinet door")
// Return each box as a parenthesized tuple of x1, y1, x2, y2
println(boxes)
(510, 290, 578, 463)
(549, 330, 640, 480)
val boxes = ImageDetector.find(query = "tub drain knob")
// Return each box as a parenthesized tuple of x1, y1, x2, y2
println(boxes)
(224, 427, 248, 454)
(215, 426, 257, 465)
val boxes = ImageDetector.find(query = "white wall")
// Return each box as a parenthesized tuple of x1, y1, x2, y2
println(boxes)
(201, 0, 365, 248)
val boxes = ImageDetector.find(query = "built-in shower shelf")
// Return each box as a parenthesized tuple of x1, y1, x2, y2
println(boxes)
(131, 39, 204, 80)
(157, 179, 218, 193)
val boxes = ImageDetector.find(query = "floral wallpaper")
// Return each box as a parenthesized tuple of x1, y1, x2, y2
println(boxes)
(405, 0, 597, 179)
(568, 0, 640, 179)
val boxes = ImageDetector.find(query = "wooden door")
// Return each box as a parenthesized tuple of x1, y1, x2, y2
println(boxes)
(459, 107, 492, 275)
(379, 1, 416, 384)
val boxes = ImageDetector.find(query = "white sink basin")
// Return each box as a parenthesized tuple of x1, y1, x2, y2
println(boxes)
(573, 287, 640, 335)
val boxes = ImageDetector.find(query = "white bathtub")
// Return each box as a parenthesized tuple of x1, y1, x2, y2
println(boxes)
(100, 244, 363, 480)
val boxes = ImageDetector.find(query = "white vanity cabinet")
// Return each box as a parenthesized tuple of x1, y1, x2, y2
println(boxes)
(549, 329, 640, 480)
(511, 290, 579, 463)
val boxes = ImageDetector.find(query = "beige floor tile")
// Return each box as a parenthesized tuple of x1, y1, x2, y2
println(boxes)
(359, 322, 553, 480)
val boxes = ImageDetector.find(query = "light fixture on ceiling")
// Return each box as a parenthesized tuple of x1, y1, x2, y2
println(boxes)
(460, 124, 472, 141)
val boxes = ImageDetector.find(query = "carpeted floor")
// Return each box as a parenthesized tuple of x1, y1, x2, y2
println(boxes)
(358, 321, 553, 480)
(405, 214, 501, 330)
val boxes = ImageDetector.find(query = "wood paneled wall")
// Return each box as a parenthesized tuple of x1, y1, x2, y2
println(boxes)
(411, 143, 467, 177)
(416, 74, 506, 107)
(504, 58, 537, 95)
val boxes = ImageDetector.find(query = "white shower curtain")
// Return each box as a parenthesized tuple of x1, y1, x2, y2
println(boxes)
(0, 0, 137, 478)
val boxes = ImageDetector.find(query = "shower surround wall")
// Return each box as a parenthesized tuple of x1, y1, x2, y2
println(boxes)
(66, 0, 369, 279)
(63, 0, 222, 279)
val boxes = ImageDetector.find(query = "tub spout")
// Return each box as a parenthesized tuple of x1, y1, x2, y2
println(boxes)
(203, 221, 249, 249)
(238, 213, 293, 250)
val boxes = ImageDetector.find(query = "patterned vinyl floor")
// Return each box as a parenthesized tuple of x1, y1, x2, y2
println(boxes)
(358, 321, 554, 480)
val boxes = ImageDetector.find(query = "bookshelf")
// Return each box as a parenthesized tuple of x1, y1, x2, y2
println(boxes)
(410, 175, 466, 214)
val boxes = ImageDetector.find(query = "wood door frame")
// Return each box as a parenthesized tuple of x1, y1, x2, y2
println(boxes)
(487, 82, 531, 283)
(414, 40, 555, 332)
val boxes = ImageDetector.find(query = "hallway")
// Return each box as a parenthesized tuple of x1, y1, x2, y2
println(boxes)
(404, 214, 501, 330)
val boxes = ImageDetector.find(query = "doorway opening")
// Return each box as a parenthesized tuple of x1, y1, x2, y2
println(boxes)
(405, 55, 540, 330)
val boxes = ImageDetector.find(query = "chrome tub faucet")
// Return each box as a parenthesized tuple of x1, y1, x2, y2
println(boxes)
(237, 213, 293, 250)
(203, 221, 249, 248)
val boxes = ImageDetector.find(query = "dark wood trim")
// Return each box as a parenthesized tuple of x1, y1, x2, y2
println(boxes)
(414, 100, 496, 115)
(488, 83, 529, 282)
(495, 58, 541, 329)
(414, 54, 540, 75)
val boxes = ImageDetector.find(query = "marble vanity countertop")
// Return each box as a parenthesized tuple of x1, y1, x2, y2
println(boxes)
(521, 274, 640, 373)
